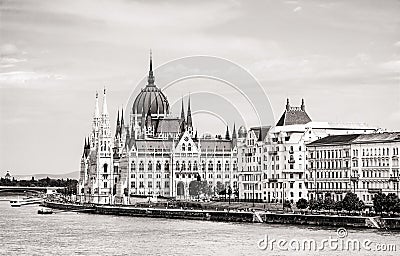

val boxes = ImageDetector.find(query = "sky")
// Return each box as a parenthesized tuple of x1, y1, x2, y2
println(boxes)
(1, 0, 399, 175)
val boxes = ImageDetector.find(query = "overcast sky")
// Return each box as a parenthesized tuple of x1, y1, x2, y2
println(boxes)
(1, 0, 399, 176)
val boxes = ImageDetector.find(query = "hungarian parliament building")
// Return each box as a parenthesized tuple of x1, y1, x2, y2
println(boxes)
(78, 54, 400, 205)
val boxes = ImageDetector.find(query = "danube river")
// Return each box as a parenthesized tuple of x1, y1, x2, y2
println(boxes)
(0, 201, 399, 255)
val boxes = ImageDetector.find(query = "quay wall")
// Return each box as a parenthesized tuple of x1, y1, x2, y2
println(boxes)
(43, 202, 400, 230)
(95, 206, 255, 223)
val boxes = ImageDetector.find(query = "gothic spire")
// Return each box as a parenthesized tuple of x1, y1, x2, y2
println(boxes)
(180, 97, 185, 120)
(120, 108, 124, 127)
(232, 123, 237, 139)
(94, 91, 100, 118)
(301, 98, 305, 111)
(225, 125, 230, 140)
(102, 87, 108, 115)
(186, 94, 192, 129)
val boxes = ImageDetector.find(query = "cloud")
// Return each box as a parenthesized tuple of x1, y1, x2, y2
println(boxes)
(394, 41, 400, 47)
(0, 71, 63, 84)
(0, 44, 18, 56)
(293, 6, 302, 12)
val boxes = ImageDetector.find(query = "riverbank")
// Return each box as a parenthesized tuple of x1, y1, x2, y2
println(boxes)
(43, 201, 400, 230)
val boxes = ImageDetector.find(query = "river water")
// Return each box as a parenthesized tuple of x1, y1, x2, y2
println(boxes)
(0, 200, 399, 256)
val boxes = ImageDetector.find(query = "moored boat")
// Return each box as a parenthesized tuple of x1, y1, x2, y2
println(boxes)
(10, 197, 43, 207)
(38, 208, 53, 214)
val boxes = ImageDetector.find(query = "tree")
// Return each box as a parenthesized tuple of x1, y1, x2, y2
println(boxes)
(309, 198, 323, 212)
(323, 196, 335, 212)
(283, 200, 292, 212)
(373, 193, 386, 214)
(296, 198, 308, 211)
(333, 200, 343, 214)
(385, 193, 399, 213)
(342, 192, 362, 213)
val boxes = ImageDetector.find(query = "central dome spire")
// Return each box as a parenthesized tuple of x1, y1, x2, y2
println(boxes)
(147, 49, 155, 86)
(132, 50, 170, 116)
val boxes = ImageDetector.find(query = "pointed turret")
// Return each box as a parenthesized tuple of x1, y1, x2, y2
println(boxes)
(301, 98, 305, 111)
(94, 91, 100, 118)
(186, 94, 192, 131)
(180, 97, 185, 120)
(120, 108, 124, 127)
(102, 87, 108, 115)
(115, 109, 120, 138)
(286, 98, 290, 111)
(225, 125, 230, 140)
(232, 123, 237, 146)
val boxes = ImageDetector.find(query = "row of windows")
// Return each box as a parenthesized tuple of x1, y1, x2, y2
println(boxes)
(361, 147, 398, 157)
(131, 181, 169, 189)
(310, 160, 349, 169)
(130, 160, 238, 172)
(310, 149, 349, 159)
(310, 170, 349, 179)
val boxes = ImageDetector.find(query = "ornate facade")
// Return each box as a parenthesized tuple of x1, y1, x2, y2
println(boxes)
(78, 54, 238, 204)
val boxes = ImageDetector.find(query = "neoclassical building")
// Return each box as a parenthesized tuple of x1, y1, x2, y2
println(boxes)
(78, 54, 238, 204)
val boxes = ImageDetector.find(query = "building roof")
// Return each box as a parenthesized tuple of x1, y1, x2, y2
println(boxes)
(353, 132, 400, 144)
(276, 99, 311, 126)
(249, 126, 271, 141)
(200, 139, 233, 151)
(307, 134, 360, 146)
(155, 118, 182, 133)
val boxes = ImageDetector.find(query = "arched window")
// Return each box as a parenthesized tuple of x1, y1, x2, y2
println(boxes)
(208, 161, 213, 171)
(164, 161, 169, 171)
(156, 161, 161, 171)
(188, 143, 192, 151)
(217, 161, 222, 171)
(182, 161, 186, 171)
(182, 143, 186, 151)
(131, 161, 136, 172)
(187, 161, 192, 171)
(148, 161, 153, 171)
(202, 161, 206, 171)
(139, 161, 144, 171)
(193, 161, 198, 171)
(176, 161, 180, 171)
(103, 163, 108, 173)
(225, 161, 229, 171)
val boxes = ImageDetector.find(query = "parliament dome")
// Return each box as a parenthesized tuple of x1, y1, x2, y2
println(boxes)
(132, 53, 170, 116)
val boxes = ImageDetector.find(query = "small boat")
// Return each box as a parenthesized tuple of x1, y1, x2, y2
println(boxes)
(38, 208, 53, 214)
(10, 196, 43, 207)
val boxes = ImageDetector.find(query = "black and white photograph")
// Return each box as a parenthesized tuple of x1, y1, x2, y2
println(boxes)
(1, 0, 399, 255)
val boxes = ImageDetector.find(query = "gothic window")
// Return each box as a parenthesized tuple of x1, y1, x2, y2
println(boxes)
(182, 143, 186, 151)
(187, 161, 192, 171)
(131, 161, 136, 172)
(202, 161, 206, 171)
(193, 161, 198, 171)
(148, 161, 153, 171)
(208, 161, 213, 171)
(176, 161, 180, 171)
(188, 143, 192, 151)
(182, 161, 186, 171)
(148, 181, 152, 188)
(217, 161, 222, 171)
(139, 161, 144, 171)
(225, 161, 229, 171)
(103, 163, 108, 173)
(156, 161, 161, 171)
(164, 161, 169, 171)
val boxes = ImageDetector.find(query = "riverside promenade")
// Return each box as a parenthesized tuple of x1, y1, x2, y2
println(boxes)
(43, 201, 400, 230)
